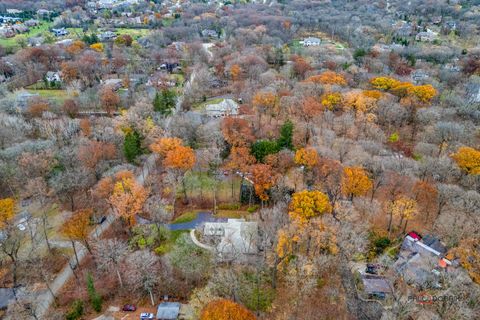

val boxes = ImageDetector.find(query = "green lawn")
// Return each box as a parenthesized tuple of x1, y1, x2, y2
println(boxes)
(182, 171, 242, 203)
(155, 229, 188, 254)
(162, 18, 174, 27)
(172, 210, 199, 224)
(26, 89, 69, 104)
(214, 210, 251, 219)
(114, 28, 151, 39)
(192, 97, 224, 111)
(0, 21, 53, 49)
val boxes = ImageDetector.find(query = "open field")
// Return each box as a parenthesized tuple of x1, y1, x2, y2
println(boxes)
(26, 89, 70, 104)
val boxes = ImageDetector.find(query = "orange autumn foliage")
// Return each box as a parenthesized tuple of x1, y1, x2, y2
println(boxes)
(60, 209, 92, 242)
(341, 166, 372, 198)
(294, 147, 319, 169)
(163, 145, 196, 171)
(249, 164, 276, 201)
(200, 299, 256, 320)
(150, 137, 183, 156)
(305, 71, 347, 86)
(221, 117, 255, 147)
(450, 146, 480, 175)
(225, 147, 256, 173)
(252, 92, 277, 109)
(230, 64, 241, 81)
(78, 140, 116, 169)
(108, 173, 149, 226)
(0, 198, 15, 229)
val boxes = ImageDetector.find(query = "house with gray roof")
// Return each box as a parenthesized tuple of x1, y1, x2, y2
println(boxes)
(393, 233, 451, 288)
(203, 219, 258, 257)
(302, 37, 321, 46)
(156, 302, 181, 320)
(361, 274, 392, 299)
(204, 98, 239, 117)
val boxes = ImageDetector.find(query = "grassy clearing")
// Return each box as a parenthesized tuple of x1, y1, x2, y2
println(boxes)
(115, 28, 151, 39)
(0, 21, 53, 49)
(155, 229, 188, 254)
(172, 210, 199, 224)
(183, 171, 242, 203)
(162, 18, 174, 27)
(26, 89, 69, 104)
(214, 210, 251, 219)
(192, 97, 224, 111)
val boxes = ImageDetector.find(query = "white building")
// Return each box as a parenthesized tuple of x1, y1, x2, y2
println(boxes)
(204, 98, 239, 117)
(46, 71, 62, 83)
(302, 37, 321, 46)
(203, 219, 258, 256)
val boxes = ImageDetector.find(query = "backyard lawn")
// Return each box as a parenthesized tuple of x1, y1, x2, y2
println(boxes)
(192, 97, 224, 111)
(114, 28, 151, 39)
(182, 171, 242, 203)
(26, 89, 70, 104)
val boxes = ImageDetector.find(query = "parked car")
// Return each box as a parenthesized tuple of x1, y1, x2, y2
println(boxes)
(122, 304, 136, 311)
(99, 216, 107, 224)
(140, 313, 154, 320)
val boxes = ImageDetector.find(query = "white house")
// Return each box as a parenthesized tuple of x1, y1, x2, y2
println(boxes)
(52, 28, 68, 37)
(46, 71, 62, 83)
(203, 219, 258, 256)
(204, 98, 239, 117)
(302, 37, 321, 46)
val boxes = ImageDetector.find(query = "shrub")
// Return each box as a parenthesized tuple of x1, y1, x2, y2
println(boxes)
(65, 300, 84, 320)
(247, 205, 259, 213)
(217, 203, 241, 210)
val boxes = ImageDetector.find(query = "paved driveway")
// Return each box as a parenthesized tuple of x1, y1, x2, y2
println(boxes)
(168, 212, 227, 231)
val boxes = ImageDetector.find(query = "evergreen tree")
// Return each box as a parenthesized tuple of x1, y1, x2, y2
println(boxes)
(86, 273, 102, 312)
(277, 120, 294, 150)
(124, 130, 143, 163)
(153, 89, 176, 116)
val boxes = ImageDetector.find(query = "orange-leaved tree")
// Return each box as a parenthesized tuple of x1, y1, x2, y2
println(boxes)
(305, 71, 347, 86)
(288, 190, 332, 225)
(221, 117, 255, 147)
(108, 171, 149, 227)
(60, 208, 94, 257)
(450, 146, 480, 175)
(200, 299, 256, 320)
(0, 198, 16, 229)
(249, 164, 276, 202)
(294, 147, 318, 169)
(230, 64, 242, 81)
(150, 137, 183, 157)
(341, 166, 372, 200)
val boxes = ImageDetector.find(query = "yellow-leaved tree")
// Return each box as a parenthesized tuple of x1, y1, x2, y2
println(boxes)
(341, 166, 372, 200)
(288, 190, 332, 225)
(0, 198, 15, 228)
(388, 196, 417, 235)
(450, 146, 480, 175)
(200, 299, 256, 320)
